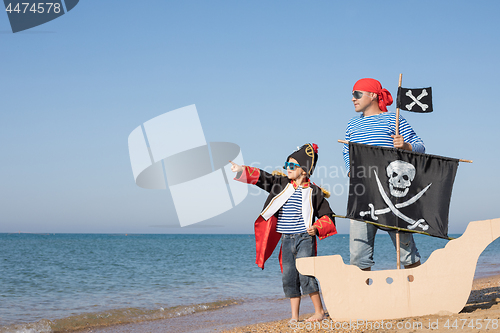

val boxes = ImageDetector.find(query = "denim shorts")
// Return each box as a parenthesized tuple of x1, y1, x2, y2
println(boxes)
(349, 219, 421, 269)
(281, 232, 319, 298)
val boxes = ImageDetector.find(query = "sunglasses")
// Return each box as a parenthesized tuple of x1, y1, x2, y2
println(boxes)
(352, 91, 368, 99)
(283, 162, 302, 171)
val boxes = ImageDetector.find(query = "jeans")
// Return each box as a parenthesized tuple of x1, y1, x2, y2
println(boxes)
(349, 219, 421, 269)
(281, 232, 319, 298)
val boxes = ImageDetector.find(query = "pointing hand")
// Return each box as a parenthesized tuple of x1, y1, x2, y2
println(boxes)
(229, 160, 243, 173)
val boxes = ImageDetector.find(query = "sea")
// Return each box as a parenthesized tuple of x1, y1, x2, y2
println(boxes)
(1, 232, 499, 333)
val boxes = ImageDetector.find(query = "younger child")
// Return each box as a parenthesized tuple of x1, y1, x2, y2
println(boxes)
(230, 143, 336, 322)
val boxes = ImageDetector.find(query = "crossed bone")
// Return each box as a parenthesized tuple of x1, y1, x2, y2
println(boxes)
(405, 89, 429, 111)
(359, 170, 431, 230)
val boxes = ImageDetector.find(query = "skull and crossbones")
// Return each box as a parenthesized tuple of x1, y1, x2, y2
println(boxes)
(359, 160, 431, 230)
(387, 160, 415, 197)
(406, 89, 429, 111)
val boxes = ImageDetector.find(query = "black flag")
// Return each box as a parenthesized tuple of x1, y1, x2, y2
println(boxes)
(346, 142, 458, 239)
(397, 87, 433, 112)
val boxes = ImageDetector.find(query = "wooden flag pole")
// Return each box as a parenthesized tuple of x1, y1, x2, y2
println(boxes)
(395, 73, 402, 135)
(395, 73, 403, 270)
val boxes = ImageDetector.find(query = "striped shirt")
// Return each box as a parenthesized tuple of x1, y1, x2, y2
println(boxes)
(343, 112, 425, 173)
(276, 186, 307, 234)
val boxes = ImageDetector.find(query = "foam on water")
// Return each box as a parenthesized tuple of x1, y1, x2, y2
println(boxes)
(0, 300, 238, 333)
(0, 320, 52, 333)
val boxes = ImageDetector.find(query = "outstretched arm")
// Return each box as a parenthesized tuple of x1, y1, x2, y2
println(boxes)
(230, 160, 283, 193)
(230, 160, 260, 186)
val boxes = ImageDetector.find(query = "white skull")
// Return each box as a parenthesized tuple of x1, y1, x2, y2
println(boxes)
(386, 160, 416, 197)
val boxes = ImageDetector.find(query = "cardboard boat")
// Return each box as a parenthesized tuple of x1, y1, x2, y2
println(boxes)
(296, 218, 500, 320)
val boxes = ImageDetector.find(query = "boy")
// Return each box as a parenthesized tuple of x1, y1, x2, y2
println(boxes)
(230, 143, 336, 322)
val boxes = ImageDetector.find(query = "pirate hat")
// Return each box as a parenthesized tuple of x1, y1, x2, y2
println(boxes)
(287, 143, 319, 176)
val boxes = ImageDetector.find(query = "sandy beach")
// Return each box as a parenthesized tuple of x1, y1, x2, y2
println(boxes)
(222, 275, 500, 333)
(78, 274, 500, 333)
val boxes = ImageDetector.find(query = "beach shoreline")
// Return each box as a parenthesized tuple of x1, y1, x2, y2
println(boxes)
(70, 274, 500, 333)
(222, 274, 500, 333)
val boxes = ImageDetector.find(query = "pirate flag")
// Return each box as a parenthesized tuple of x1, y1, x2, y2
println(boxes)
(397, 87, 433, 112)
(346, 142, 458, 239)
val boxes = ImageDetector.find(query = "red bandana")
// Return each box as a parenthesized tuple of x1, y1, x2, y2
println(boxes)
(352, 78, 393, 112)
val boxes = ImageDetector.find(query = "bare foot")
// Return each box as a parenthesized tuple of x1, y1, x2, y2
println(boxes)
(305, 312, 326, 322)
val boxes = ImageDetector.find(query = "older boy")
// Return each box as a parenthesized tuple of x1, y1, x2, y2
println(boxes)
(343, 78, 425, 271)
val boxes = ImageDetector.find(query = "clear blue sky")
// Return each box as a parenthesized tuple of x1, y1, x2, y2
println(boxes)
(1, 1, 499, 234)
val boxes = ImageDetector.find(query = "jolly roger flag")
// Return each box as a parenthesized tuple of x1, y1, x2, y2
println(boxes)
(397, 87, 433, 112)
(346, 142, 459, 239)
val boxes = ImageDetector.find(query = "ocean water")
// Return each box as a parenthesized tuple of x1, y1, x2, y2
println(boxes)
(0, 232, 499, 332)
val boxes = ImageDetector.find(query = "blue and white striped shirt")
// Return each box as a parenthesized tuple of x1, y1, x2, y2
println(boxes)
(343, 112, 425, 173)
(276, 186, 307, 234)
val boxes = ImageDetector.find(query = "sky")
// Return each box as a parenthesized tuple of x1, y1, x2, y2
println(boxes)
(1, 1, 499, 234)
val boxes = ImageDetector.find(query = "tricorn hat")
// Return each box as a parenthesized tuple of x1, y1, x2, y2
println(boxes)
(287, 143, 319, 176)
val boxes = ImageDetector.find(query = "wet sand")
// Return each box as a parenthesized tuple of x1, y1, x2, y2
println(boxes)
(78, 274, 500, 333)
(77, 297, 312, 333)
